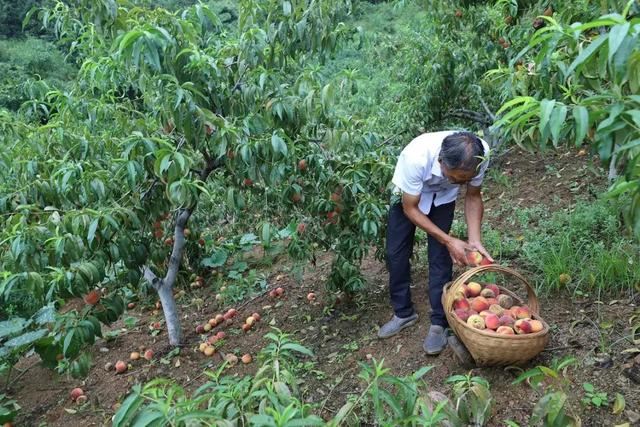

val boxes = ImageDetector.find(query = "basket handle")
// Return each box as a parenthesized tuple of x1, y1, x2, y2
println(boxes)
(449, 265, 540, 315)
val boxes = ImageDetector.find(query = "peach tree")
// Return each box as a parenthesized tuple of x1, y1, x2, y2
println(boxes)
(0, 0, 393, 377)
(490, 1, 640, 237)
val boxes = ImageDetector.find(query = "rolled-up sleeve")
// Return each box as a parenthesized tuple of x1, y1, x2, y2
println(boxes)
(392, 150, 426, 196)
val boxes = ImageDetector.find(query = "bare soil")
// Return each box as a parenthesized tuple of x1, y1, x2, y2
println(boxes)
(9, 148, 640, 426)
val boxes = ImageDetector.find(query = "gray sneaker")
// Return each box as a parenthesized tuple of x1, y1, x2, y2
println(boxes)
(377, 313, 418, 339)
(423, 325, 447, 355)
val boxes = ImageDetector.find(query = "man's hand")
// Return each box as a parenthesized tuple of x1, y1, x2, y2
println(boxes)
(446, 237, 475, 266)
(468, 240, 494, 263)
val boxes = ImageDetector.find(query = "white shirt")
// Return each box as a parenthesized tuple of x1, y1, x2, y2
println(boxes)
(391, 131, 490, 215)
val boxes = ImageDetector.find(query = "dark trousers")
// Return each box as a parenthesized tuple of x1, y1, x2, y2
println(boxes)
(385, 200, 455, 327)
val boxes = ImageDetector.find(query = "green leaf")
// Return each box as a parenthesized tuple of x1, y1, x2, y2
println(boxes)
(283, 1, 292, 16)
(549, 104, 568, 146)
(87, 217, 99, 245)
(271, 133, 288, 157)
(280, 342, 313, 356)
(0, 318, 29, 340)
(112, 388, 145, 427)
(566, 34, 608, 77)
(4, 329, 47, 348)
(201, 248, 229, 268)
(612, 393, 625, 414)
(539, 99, 556, 136)
(572, 106, 589, 146)
(608, 22, 630, 61)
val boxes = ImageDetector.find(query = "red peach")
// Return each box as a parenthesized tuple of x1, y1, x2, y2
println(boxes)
(144, 349, 154, 360)
(479, 310, 492, 318)
(484, 313, 500, 330)
(454, 309, 472, 322)
(215, 331, 226, 340)
(227, 308, 237, 317)
(269, 289, 278, 298)
(251, 313, 261, 322)
(485, 284, 500, 296)
(195, 324, 205, 334)
(241, 354, 252, 364)
(486, 297, 498, 306)
(529, 319, 543, 333)
(466, 282, 482, 297)
(275, 287, 284, 296)
(470, 296, 490, 313)
(514, 306, 531, 319)
(514, 319, 532, 334)
(499, 315, 515, 327)
(453, 297, 470, 311)
(207, 336, 218, 345)
(242, 323, 251, 332)
(496, 326, 515, 335)
(466, 251, 483, 266)
(115, 360, 127, 374)
(70, 388, 84, 401)
(208, 318, 217, 327)
(127, 302, 136, 309)
(75, 395, 88, 405)
(307, 292, 316, 302)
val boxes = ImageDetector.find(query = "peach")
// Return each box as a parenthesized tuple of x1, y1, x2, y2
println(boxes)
(480, 288, 495, 299)
(479, 310, 492, 318)
(467, 314, 486, 330)
(227, 308, 238, 317)
(224, 318, 233, 327)
(70, 388, 84, 401)
(275, 287, 284, 296)
(215, 331, 226, 340)
(115, 360, 127, 374)
(130, 352, 140, 361)
(144, 349, 154, 360)
(497, 294, 513, 309)
(466, 251, 483, 266)
(470, 296, 490, 313)
(241, 354, 252, 364)
(529, 319, 543, 333)
(484, 313, 500, 330)
(496, 326, 515, 335)
(307, 292, 316, 302)
(486, 297, 498, 306)
(203, 323, 212, 332)
(514, 306, 531, 319)
(224, 353, 239, 365)
(199, 342, 208, 352)
(207, 336, 218, 345)
(195, 324, 205, 334)
(514, 319, 532, 334)
(242, 323, 251, 332)
(251, 313, 261, 322)
(269, 289, 278, 298)
(453, 297, 470, 311)
(488, 304, 504, 316)
(215, 314, 224, 324)
(76, 395, 88, 405)
(499, 315, 515, 327)
(466, 282, 482, 297)
(127, 302, 136, 309)
(246, 316, 255, 326)
(485, 284, 500, 296)
(454, 309, 472, 322)
(204, 346, 215, 356)
(208, 318, 217, 327)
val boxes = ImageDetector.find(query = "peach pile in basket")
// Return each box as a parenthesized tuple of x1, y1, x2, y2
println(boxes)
(452, 282, 543, 335)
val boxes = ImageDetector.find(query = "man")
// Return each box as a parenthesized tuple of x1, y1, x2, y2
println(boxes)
(378, 130, 494, 355)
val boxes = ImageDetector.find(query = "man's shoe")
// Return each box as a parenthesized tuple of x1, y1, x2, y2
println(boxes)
(423, 325, 447, 355)
(377, 313, 418, 339)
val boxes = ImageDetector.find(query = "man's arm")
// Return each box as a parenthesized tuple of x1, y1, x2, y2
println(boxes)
(401, 192, 473, 265)
(464, 185, 494, 262)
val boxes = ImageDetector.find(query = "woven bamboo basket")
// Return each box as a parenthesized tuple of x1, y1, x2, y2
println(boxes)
(442, 265, 550, 367)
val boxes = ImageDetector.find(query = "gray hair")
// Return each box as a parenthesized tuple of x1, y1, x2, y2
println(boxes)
(439, 131, 484, 172)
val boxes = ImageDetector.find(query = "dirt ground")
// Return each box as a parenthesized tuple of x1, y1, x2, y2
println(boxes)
(9, 148, 640, 426)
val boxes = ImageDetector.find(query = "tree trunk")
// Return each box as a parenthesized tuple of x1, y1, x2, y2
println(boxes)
(157, 282, 182, 346)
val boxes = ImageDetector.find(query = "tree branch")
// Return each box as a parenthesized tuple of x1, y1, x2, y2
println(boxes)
(142, 265, 162, 290)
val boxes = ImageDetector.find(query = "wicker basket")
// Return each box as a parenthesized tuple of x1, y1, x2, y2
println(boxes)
(442, 265, 550, 367)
